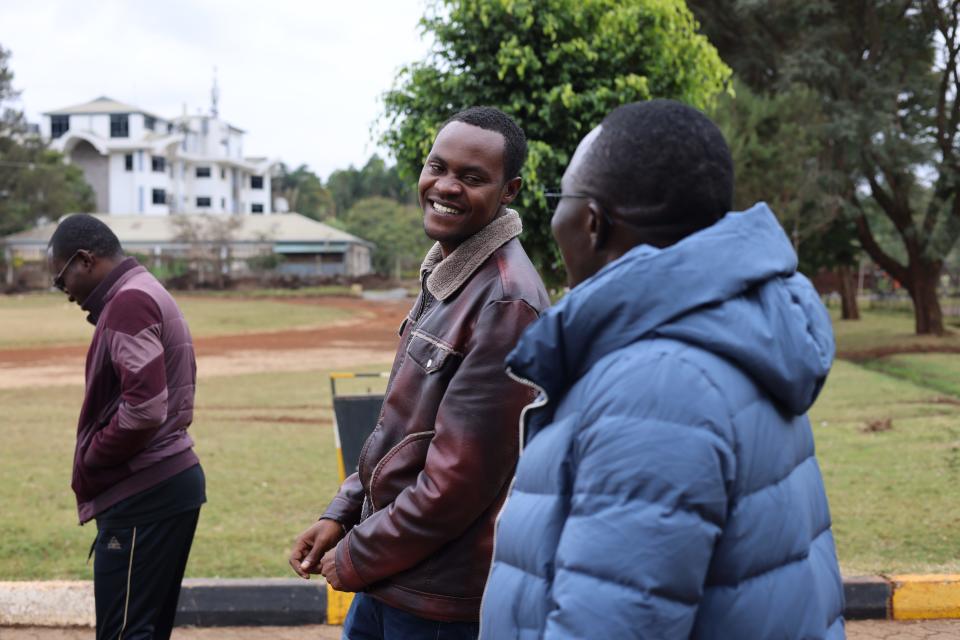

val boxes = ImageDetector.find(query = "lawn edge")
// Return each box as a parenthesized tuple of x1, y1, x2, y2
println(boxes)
(4, 575, 960, 625)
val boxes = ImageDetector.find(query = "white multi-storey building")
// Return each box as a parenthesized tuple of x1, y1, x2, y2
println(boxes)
(41, 96, 277, 215)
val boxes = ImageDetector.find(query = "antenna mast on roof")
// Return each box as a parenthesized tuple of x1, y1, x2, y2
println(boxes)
(211, 66, 220, 118)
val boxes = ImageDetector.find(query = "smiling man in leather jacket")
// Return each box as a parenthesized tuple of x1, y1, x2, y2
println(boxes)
(289, 107, 549, 639)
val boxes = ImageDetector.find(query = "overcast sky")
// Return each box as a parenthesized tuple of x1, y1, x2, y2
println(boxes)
(0, 0, 431, 180)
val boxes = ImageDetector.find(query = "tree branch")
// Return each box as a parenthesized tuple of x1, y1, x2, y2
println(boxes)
(852, 201, 909, 282)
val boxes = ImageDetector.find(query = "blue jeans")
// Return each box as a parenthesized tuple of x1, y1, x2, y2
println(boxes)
(342, 593, 479, 640)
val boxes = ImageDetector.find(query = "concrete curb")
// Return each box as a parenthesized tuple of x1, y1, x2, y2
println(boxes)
(3, 575, 960, 626)
(0, 578, 328, 628)
(843, 575, 891, 620)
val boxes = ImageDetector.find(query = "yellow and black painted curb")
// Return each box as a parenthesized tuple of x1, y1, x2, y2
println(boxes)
(2, 575, 960, 626)
(846, 574, 960, 620)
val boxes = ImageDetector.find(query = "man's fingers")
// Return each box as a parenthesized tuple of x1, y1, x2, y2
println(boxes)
(301, 543, 322, 571)
(288, 556, 310, 579)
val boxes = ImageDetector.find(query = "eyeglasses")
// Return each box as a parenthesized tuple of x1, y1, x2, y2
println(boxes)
(544, 189, 656, 233)
(52, 250, 82, 292)
(544, 191, 593, 212)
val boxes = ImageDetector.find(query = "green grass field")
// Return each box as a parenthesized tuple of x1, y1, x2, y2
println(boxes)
(0, 293, 958, 579)
(0, 292, 353, 350)
(0, 368, 388, 580)
(812, 361, 960, 574)
(830, 307, 960, 355)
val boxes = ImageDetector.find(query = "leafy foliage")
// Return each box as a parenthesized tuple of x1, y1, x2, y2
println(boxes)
(326, 155, 414, 216)
(381, 0, 731, 282)
(272, 163, 334, 221)
(334, 196, 432, 277)
(691, 0, 960, 334)
(711, 80, 858, 275)
(0, 44, 94, 236)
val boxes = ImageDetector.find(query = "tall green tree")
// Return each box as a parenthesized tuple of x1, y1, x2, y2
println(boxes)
(272, 163, 334, 221)
(380, 0, 731, 283)
(0, 44, 94, 236)
(326, 155, 414, 216)
(710, 80, 862, 319)
(691, 0, 960, 334)
(336, 197, 431, 277)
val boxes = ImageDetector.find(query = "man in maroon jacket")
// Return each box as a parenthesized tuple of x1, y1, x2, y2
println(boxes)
(289, 107, 549, 639)
(47, 214, 205, 640)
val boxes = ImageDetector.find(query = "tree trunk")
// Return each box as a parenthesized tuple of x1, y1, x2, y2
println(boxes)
(906, 264, 945, 335)
(837, 264, 860, 320)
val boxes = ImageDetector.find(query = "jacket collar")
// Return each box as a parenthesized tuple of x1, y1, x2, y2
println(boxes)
(81, 256, 141, 325)
(419, 209, 522, 301)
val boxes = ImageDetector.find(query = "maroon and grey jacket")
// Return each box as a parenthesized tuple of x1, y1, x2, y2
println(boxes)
(321, 210, 550, 622)
(73, 257, 199, 524)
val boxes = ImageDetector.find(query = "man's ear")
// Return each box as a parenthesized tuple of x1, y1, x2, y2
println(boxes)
(501, 177, 522, 205)
(587, 202, 609, 251)
(76, 249, 95, 272)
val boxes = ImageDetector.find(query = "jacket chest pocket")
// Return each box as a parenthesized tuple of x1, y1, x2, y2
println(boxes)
(406, 330, 461, 374)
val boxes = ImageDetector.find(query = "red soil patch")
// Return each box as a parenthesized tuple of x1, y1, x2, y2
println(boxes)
(0, 297, 408, 367)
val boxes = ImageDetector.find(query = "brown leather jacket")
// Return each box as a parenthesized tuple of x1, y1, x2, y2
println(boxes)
(322, 211, 549, 622)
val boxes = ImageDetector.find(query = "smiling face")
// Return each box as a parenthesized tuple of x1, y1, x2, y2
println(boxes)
(418, 121, 521, 256)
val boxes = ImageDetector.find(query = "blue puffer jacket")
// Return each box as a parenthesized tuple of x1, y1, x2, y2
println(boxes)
(480, 204, 845, 639)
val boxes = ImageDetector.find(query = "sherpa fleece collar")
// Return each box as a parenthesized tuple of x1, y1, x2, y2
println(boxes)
(419, 209, 522, 301)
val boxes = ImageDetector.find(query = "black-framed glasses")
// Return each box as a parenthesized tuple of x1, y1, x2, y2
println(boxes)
(52, 250, 82, 292)
(544, 191, 593, 212)
(544, 189, 661, 233)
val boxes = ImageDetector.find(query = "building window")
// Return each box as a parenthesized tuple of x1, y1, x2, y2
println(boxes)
(196, 166, 211, 178)
(110, 114, 129, 138)
(152, 189, 166, 205)
(196, 197, 212, 208)
(221, 168, 226, 179)
(144, 115, 156, 131)
(124, 154, 133, 171)
(221, 197, 226, 209)
(250, 175, 264, 190)
(151, 156, 166, 172)
(51, 115, 70, 138)
(251, 203, 264, 213)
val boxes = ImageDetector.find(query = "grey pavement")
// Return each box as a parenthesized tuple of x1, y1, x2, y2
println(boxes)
(4, 621, 960, 639)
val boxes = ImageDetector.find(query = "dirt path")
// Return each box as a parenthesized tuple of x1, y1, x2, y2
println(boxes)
(0, 297, 409, 390)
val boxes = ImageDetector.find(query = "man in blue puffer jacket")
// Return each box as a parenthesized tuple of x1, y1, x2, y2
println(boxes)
(480, 100, 845, 639)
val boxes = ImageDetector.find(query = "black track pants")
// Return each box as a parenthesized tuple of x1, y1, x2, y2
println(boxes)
(93, 508, 200, 640)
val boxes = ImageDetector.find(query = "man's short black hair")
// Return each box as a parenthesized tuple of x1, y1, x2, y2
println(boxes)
(441, 106, 528, 181)
(48, 214, 123, 261)
(581, 99, 734, 247)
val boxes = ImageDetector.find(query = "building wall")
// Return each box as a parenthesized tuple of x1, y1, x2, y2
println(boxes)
(70, 140, 110, 212)
(242, 172, 271, 214)
(46, 106, 276, 215)
(345, 244, 372, 277)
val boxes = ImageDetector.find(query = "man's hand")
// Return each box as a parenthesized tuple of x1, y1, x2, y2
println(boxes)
(320, 548, 345, 590)
(289, 519, 344, 579)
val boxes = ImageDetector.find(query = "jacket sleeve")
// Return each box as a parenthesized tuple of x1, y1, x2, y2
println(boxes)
(544, 356, 736, 639)
(83, 290, 169, 469)
(334, 299, 539, 590)
(321, 472, 364, 529)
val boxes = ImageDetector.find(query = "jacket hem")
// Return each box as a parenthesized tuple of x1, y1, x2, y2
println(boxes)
(365, 583, 481, 623)
(77, 449, 199, 524)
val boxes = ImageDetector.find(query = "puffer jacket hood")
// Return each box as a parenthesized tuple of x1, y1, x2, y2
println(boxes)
(507, 202, 834, 421)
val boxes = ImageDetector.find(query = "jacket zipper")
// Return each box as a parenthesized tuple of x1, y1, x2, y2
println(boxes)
(478, 366, 549, 636)
(504, 366, 549, 455)
(358, 275, 432, 492)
